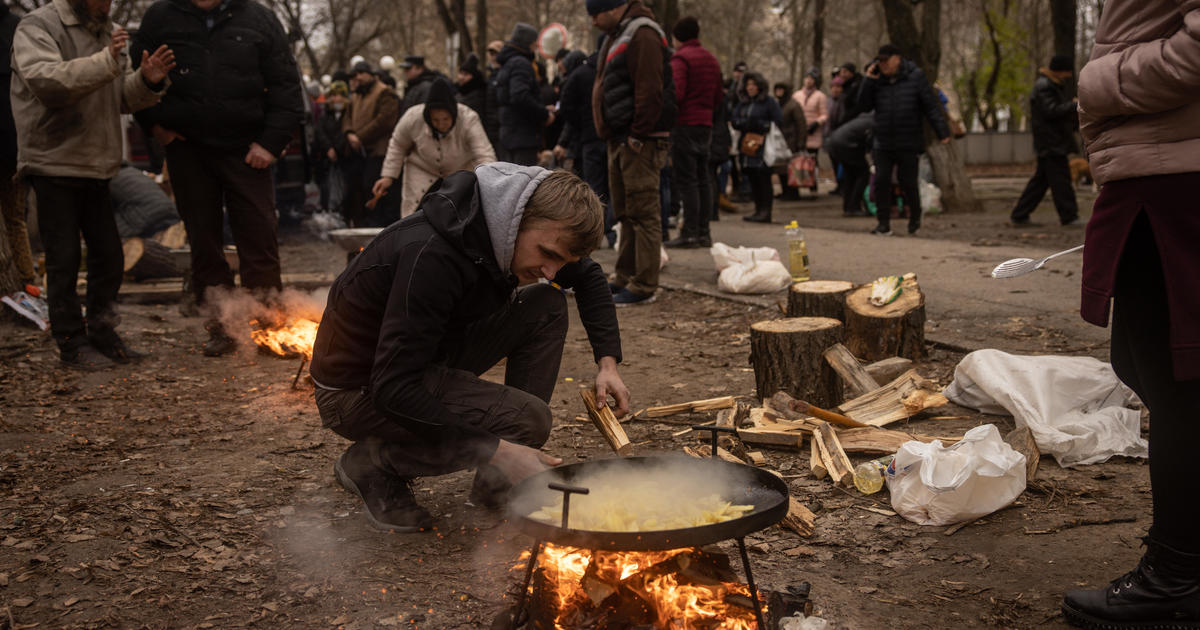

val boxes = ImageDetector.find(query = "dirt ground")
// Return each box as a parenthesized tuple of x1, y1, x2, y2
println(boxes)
(0, 205, 1150, 630)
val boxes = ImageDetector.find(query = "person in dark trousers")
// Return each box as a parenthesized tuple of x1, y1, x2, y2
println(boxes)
(310, 80, 351, 214)
(311, 164, 630, 532)
(133, 0, 304, 356)
(455, 53, 487, 119)
(776, 81, 806, 201)
(708, 89, 732, 221)
(13, 0, 174, 368)
(590, 0, 676, 306)
(731, 73, 782, 223)
(0, 3, 36, 288)
(343, 61, 402, 227)
(1064, 3, 1200, 627)
(663, 16, 722, 249)
(482, 40, 504, 150)
(858, 44, 950, 236)
(492, 23, 553, 166)
(553, 50, 613, 245)
(399, 56, 445, 116)
(1009, 55, 1080, 227)
(825, 112, 873, 217)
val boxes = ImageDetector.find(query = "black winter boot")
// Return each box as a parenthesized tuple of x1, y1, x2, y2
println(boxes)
(1063, 537, 1200, 629)
(334, 443, 433, 532)
(743, 209, 771, 223)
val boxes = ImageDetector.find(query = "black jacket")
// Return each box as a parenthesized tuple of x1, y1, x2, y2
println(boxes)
(1029, 71, 1078, 157)
(131, 0, 304, 156)
(556, 51, 600, 151)
(310, 106, 349, 166)
(310, 170, 620, 460)
(0, 6, 19, 169)
(402, 69, 448, 115)
(857, 59, 949, 154)
(491, 45, 548, 151)
(456, 74, 487, 119)
(839, 72, 865, 123)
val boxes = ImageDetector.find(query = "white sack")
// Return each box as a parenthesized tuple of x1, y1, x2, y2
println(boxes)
(887, 424, 1026, 526)
(717, 260, 792, 294)
(763, 123, 793, 167)
(944, 349, 1146, 467)
(709, 242, 781, 272)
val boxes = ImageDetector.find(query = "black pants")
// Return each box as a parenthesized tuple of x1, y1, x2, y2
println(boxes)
(842, 158, 870, 215)
(29, 176, 122, 352)
(1110, 215, 1200, 554)
(671, 125, 713, 240)
(165, 141, 281, 304)
(315, 284, 567, 482)
(872, 149, 921, 232)
(579, 140, 614, 242)
(746, 166, 773, 216)
(1011, 154, 1078, 224)
(362, 154, 401, 227)
(503, 146, 539, 167)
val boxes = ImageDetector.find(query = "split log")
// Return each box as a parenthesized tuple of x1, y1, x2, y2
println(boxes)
(823, 343, 880, 399)
(837, 369, 948, 428)
(738, 425, 806, 449)
(865, 357, 914, 385)
(780, 497, 815, 537)
(811, 421, 854, 486)
(152, 221, 187, 249)
(763, 391, 810, 421)
(122, 237, 178, 281)
(746, 451, 766, 467)
(844, 274, 926, 361)
(786, 280, 854, 321)
(683, 444, 745, 465)
(809, 437, 828, 480)
(749, 317, 843, 407)
(644, 396, 736, 418)
(581, 388, 633, 456)
(837, 427, 961, 454)
(1004, 426, 1040, 481)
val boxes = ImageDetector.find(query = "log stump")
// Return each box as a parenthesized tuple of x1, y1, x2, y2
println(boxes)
(122, 237, 178, 281)
(786, 280, 854, 321)
(844, 275, 925, 361)
(749, 317, 843, 407)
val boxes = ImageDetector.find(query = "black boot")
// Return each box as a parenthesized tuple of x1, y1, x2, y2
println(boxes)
(743, 209, 771, 223)
(334, 443, 434, 532)
(202, 321, 237, 357)
(1063, 537, 1200, 629)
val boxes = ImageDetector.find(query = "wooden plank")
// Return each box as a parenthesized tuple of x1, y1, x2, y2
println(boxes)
(812, 421, 854, 487)
(779, 497, 815, 537)
(580, 388, 633, 456)
(809, 436, 827, 480)
(822, 343, 880, 398)
(836, 369, 948, 428)
(864, 357, 914, 385)
(644, 396, 736, 418)
(738, 427, 806, 449)
(836, 427, 960, 454)
(745, 451, 766, 467)
(683, 445, 746, 465)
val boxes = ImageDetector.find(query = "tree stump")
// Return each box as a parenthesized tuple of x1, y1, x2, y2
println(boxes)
(844, 275, 926, 361)
(786, 280, 854, 321)
(123, 237, 178, 281)
(749, 317, 843, 407)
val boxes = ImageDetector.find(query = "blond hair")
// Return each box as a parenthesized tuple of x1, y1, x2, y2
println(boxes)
(521, 170, 605, 257)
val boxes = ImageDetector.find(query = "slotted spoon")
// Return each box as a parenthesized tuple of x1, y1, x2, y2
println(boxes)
(991, 244, 1084, 278)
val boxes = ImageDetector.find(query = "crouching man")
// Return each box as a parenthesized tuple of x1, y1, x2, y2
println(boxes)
(310, 163, 630, 532)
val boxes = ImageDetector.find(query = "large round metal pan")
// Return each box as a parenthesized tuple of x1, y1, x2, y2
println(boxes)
(509, 455, 789, 551)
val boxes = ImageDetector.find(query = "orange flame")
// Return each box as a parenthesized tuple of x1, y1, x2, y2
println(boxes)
(529, 544, 761, 629)
(250, 317, 319, 360)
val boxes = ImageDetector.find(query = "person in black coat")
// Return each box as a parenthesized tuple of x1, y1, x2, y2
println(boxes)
(826, 112, 874, 217)
(310, 164, 628, 532)
(552, 50, 612, 244)
(858, 44, 950, 235)
(731, 73, 782, 223)
(400, 56, 448, 115)
(455, 53, 487, 119)
(491, 23, 552, 166)
(310, 81, 352, 213)
(1010, 55, 1080, 226)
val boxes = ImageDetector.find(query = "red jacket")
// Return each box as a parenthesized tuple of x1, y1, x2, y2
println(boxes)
(669, 40, 722, 127)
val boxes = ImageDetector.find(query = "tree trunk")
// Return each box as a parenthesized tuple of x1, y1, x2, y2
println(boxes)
(1050, 0, 1077, 97)
(660, 0, 679, 35)
(786, 280, 853, 321)
(0, 213, 21, 295)
(811, 0, 826, 78)
(927, 139, 982, 212)
(749, 317, 843, 407)
(475, 0, 487, 62)
(844, 275, 926, 361)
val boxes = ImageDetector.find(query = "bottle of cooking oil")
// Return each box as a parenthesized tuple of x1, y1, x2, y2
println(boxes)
(853, 455, 895, 494)
(785, 220, 810, 282)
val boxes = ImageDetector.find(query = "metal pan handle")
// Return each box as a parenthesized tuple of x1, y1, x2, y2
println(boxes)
(548, 482, 590, 529)
(691, 425, 739, 459)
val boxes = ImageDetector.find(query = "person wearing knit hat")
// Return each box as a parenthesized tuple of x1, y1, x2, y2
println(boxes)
(1009, 55, 1080, 227)
(585, 0, 627, 16)
(509, 22, 538, 52)
(327, 80, 349, 99)
(456, 53, 487, 119)
(492, 23, 554, 165)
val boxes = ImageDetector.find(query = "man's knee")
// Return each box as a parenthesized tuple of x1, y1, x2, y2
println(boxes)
(519, 283, 568, 327)
(518, 395, 553, 448)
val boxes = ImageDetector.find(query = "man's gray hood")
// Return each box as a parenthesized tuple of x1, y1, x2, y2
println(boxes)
(474, 162, 552, 275)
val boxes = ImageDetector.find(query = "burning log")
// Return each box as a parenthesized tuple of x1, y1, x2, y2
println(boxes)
(250, 317, 319, 360)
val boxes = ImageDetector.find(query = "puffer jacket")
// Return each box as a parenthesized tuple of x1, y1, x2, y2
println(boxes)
(1078, 0, 1200, 185)
(778, 87, 807, 153)
(669, 39, 722, 127)
(131, 0, 303, 156)
(402, 69, 448, 115)
(491, 44, 548, 151)
(310, 165, 620, 462)
(593, 1, 676, 141)
(731, 77, 782, 168)
(11, 0, 165, 179)
(857, 59, 950, 153)
(794, 87, 827, 150)
(1029, 70, 1077, 157)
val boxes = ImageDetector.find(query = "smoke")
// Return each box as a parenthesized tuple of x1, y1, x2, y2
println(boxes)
(301, 211, 346, 241)
(203, 285, 329, 346)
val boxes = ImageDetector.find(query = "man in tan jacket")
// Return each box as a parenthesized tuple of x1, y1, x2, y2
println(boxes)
(344, 61, 401, 226)
(11, 0, 173, 368)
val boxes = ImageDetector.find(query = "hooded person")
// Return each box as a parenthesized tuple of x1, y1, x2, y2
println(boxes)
(456, 52, 487, 118)
(312, 163, 630, 532)
(373, 78, 497, 218)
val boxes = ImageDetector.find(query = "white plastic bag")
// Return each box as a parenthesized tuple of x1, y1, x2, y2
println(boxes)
(709, 242, 781, 271)
(919, 180, 942, 215)
(717, 259, 792, 294)
(944, 350, 1146, 467)
(763, 123, 792, 167)
(887, 424, 1026, 526)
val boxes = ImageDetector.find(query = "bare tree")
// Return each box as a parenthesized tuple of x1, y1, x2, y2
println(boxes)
(812, 0, 826, 78)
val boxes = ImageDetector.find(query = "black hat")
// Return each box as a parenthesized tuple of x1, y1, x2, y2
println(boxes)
(1050, 54, 1073, 72)
(423, 78, 459, 134)
(352, 61, 373, 75)
(399, 55, 425, 69)
(586, 0, 627, 17)
(459, 53, 480, 74)
(672, 16, 699, 42)
(841, 62, 857, 74)
(509, 23, 538, 51)
(876, 44, 902, 60)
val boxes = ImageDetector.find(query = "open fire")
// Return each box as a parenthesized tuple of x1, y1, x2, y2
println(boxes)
(250, 317, 319, 360)
(520, 544, 763, 629)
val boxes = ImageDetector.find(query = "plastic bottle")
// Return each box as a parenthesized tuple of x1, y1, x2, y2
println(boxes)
(852, 455, 895, 495)
(785, 220, 810, 282)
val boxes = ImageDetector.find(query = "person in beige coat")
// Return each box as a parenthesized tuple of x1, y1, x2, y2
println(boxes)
(11, 0, 173, 368)
(373, 78, 495, 218)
